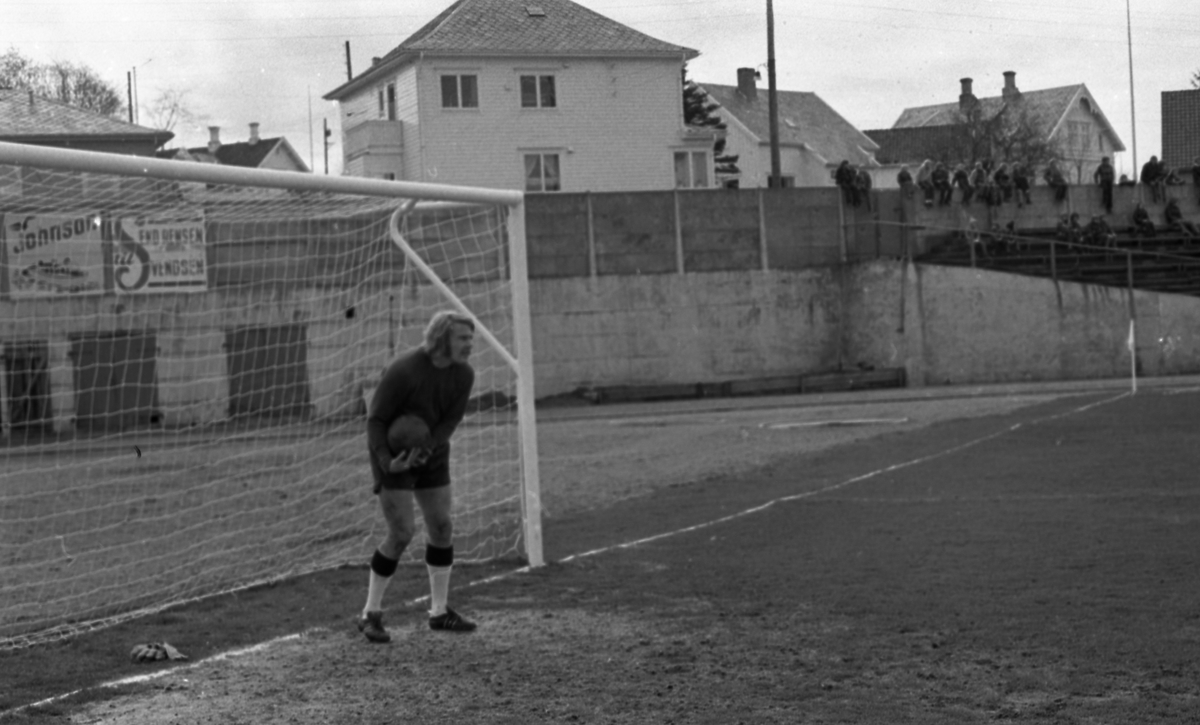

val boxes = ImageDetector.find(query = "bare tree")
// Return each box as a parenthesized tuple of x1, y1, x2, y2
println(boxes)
(0, 48, 124, 119)
(1192, 68, 1199, 89)
(947, 102, 1062, 171)
(142, 88, 196, 134)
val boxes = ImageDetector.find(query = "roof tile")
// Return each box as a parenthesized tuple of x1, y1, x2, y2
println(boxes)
(700, 82, 879, 167)
(0, 88, 162, 138)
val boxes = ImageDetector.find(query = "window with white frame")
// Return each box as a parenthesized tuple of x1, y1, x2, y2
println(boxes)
(673, 151, 710, 189)
(524, 153, 561, 192)
(441, 74, 479, 109)
(520, 74, 556, 108)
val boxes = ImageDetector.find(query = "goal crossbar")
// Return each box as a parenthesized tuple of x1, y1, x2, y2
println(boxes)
(0, 141, 523, 206)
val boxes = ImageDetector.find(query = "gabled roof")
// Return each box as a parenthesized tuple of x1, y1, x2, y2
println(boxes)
(184, 137, 309, 172)
(699, 82, 880, 167)
(326, 0, 698, 100)
(862, 126, 969, 166)
(0, 88, 171, 144)
(892, 84, 1125, 152)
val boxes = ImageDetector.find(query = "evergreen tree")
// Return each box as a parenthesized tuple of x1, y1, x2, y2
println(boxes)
(682, 66, 739, 180)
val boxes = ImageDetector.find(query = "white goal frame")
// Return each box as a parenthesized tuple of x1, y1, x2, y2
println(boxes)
(0, 140, 544, 568)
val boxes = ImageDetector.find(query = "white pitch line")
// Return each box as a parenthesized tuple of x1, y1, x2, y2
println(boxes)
(6, 390, 1130, 718)
(766, 417, 909, 429)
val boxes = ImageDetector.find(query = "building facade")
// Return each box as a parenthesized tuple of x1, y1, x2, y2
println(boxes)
(1162, 88, 1200, 173)
(323, 0, 711, 193)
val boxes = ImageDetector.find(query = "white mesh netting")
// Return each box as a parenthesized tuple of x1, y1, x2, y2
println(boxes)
(0, 158, 533, 649)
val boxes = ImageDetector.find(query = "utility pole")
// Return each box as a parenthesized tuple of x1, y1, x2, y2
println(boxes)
(345, 41, 353, 81)
(1125, 0, 1138, 180)
(767, 0, 782, 188)
(126, 72, 134, 124)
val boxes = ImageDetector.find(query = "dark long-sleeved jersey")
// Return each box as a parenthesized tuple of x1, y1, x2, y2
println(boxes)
(366, 347, 474, 469)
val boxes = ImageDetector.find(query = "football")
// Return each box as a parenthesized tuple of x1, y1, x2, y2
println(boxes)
(387, 414, 431, 454)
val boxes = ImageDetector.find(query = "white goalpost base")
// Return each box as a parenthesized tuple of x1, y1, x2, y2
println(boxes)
(0, 141, 542, 649)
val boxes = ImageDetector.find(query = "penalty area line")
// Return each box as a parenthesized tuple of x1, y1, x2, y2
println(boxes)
(557, 391, 1128, 563)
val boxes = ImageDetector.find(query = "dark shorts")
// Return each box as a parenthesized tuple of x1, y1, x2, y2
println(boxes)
(370, 446, 451, 493)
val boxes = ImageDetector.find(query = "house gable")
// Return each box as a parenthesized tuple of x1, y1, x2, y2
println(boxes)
(891, 77, 1124, 155)
(325, 0, 697, 102)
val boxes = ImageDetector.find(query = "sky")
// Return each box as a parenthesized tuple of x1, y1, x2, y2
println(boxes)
(4, 0, 1196, 178)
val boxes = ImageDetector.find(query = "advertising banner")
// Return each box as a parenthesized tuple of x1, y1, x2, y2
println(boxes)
(114, 214, 207, 293)
(3, 212, 105, 298)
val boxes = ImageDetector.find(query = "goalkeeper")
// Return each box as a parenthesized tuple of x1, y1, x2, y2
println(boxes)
(358, 310, 478, 643)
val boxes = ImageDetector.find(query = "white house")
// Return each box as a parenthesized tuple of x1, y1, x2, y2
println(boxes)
(698, 68, 880, 188)
(322, 0, 712, 192)
(870, 72, 1126, 185)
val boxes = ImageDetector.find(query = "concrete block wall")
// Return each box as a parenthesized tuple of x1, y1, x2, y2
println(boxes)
(5, 182, 1200, 432)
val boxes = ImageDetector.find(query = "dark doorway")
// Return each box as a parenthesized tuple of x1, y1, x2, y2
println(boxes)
(225, 324, 311, 420)
(70, 332, 160, 431)
(3, 340, 52, 435)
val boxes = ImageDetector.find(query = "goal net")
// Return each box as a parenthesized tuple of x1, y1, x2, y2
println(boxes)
(0, 142, 541, 649)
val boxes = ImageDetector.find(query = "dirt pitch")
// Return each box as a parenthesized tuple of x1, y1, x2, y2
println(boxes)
(4, 381, 1200, 724)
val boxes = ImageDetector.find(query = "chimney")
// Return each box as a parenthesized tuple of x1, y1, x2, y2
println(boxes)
(207, 126, 221, 154)
(736, 67, 758, 101)
(959, 78, 976, 113)
(1002, 70, 1020, 100)
(248, 122, 260, 145)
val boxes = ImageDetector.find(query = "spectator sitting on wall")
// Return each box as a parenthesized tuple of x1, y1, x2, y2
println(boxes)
(1118, 174, 1135, 187)
(1012, 163, 1032, 207)
(1067, 212, 1085, 244)
(1055, 213, 1072, 242)
(952, 163, 973, 205)
(1085, 215, 1116, 249)
(835, 160, 859, 207)
(932, 162, 953, 206)
(1132, 203, 1156, 238)
(969, 161, 990, 206)
(855, 166, 874, 212)
(1094, 157, 1116, 214)
(1141, 155, 1165, 203)
(1164, 167, 1186, 186)
(915, 160, 935, 208)
(1044, 160, 1069, 203)
(992, 163, 1013, 206)
(896, 165, 914, 198)
(1165, 198, 1199, 238)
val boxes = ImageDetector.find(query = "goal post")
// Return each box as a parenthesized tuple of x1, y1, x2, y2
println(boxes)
(0, 141, 542, 649)
(388, 205, 543, 567)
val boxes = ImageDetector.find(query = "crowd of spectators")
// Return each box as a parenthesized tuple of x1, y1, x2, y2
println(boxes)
(889, 154, 1199, 215)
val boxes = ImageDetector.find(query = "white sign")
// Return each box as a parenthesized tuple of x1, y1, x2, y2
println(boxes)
(115, 214, 207, 293)
(4, 212, 105, 298)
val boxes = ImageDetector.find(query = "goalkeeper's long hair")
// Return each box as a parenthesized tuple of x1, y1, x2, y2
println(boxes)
(422, 310, 475, 357)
